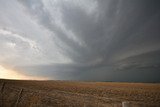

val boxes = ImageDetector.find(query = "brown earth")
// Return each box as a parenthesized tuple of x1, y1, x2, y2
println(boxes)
(0, 79, 160, 107)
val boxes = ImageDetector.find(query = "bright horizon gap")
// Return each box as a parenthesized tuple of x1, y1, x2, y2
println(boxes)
(0, 65, 48, 80)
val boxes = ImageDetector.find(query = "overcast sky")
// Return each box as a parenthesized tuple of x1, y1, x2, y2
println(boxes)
(0, 0, 160, 82)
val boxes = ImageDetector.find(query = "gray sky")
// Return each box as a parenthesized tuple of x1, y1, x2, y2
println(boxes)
(0, 0, 160, 82)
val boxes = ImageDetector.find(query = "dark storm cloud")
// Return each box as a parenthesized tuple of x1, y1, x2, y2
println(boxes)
(1, 0, 160, 82)
(19, 0, 160, 63)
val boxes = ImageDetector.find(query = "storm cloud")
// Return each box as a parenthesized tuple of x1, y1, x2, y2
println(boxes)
(0, 0, 160, 82)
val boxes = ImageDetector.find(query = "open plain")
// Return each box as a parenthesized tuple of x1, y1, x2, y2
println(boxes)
(0, 79, 160, 107)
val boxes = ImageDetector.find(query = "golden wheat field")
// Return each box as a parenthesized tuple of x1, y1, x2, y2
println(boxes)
(0, 79, 160, 107)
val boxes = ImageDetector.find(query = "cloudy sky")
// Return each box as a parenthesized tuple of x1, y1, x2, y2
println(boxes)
(0, 0, 160, 82)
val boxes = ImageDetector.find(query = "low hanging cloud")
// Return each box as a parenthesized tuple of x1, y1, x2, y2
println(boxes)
(0, 0, 160, 82)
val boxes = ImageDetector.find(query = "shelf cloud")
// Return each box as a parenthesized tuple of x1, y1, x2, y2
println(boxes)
(0, 0, 160, 82)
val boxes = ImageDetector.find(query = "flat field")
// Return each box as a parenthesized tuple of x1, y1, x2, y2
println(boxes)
(0, 79, 160, 107)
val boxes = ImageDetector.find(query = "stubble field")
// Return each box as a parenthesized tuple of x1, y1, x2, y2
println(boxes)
(0, 79, 160, 107)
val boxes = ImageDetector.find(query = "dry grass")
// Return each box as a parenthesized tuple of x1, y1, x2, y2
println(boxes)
(0, 79, 160, 107)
